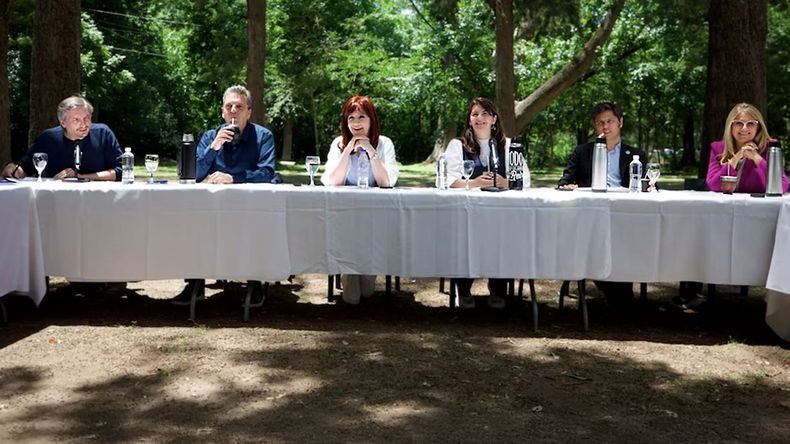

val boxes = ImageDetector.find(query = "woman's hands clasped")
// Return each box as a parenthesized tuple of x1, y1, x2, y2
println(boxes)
(729, 142, 763, 169)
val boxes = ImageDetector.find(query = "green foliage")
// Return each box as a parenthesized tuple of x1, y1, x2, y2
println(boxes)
(5, 0, 787, 175)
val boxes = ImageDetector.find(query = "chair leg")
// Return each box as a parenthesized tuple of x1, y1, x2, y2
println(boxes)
(518, 279, 524, 298)
(440, 277, 446, 294)
(449, 278, 456, 309)
(640, 282, 647, 302)
(243, 281, 267, 322)
(707, 283, 717, 300)
(395, 276, 401, 291)
(578, 280, 588, 331)
(385, 275, 393, 300)
(529, 279, 538, 332)
(508, 279, 514, 298)
(0, 298, 7, 327)
(188, 279, 204, 322)
(327, 275, 335, 303)
(740, 285, 749, 298)
(559, 280, 570, 311)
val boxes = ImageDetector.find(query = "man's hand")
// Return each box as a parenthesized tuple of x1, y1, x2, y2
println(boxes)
(210, 128, 236, 151)
(53, 168, 77, 180)
(2, 163, 25, 179)
(206, 171, 233, 184)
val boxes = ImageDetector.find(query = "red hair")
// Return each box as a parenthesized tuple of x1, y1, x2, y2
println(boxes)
(340, 96, 381, 149)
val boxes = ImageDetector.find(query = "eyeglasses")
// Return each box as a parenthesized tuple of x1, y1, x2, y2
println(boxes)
(731, 120, 759, 130)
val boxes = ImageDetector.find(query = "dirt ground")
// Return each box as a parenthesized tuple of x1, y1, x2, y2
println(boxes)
(1, 276, 789, 443)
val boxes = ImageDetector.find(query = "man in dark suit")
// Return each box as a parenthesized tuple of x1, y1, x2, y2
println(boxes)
(558, 102, 647, 189)
(557, 102, 647, 304)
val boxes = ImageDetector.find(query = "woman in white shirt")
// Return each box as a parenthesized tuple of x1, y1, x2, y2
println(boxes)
(443, 97, 531, 309)
(321, 96, 399, 304)
(441, 96, 530, 189)
(321, 96, 398, 188)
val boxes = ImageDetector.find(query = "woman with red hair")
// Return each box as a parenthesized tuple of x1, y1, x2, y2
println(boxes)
(321, 96, 399, 304)
(321, 96, 398, 187)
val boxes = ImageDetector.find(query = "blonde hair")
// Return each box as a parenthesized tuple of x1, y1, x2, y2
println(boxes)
(719, 103, 770, 164)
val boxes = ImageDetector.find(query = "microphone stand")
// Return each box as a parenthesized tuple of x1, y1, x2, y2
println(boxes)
(73, 140, 83, 181)
(481, 138, 505, 192)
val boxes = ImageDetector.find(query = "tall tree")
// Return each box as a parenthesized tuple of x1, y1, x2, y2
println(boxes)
(0, 0, 10, 167)
(700, 0, 767, 178)
(510, 0, 625, 134)
(28, 0, 81, 144)
(247, 0, 267, 125)
(492, 0, 515, 136)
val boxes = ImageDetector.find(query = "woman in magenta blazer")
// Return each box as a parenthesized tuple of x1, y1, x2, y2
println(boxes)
(706, 103, 788, 193)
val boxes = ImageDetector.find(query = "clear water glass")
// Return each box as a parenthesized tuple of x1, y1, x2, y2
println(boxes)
(145, 154, 159, 183)
(462, 160, 475, 190)
(33, 152, 48, 182)
(646, 163, 661, 189)
(306, 156, 320, 186)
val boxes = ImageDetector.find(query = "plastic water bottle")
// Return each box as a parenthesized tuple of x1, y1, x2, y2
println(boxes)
(357, 149, 369, 189)
(121, 147, 135, 184)
(629, 155, 642, 193)
(436, 152, 447, 190)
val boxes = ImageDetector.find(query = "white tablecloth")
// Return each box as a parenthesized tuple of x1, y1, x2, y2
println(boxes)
(0, 183, 46, 305)
(765, 201, 790, 340)
(32, 181, 291, 282)
(20, 182, 790, 340)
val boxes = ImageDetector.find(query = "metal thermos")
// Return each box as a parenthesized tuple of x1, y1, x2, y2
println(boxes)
(178, 133, 196, 184)
(766, 139, 784, 197)
(591, 137, 608, 192)
(508, 137, 524, 190)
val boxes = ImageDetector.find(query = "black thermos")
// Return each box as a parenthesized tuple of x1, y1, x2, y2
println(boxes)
(178, 133, 196, 184)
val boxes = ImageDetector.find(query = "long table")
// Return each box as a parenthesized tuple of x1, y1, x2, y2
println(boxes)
(3, 181, 790, 340)
(0, 183, 46, 305)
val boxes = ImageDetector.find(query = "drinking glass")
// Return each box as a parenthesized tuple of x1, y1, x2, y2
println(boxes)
(306, 156, 320, 186)
(32, 152, 48, 182)
(462, 160, 475, 190)
(145, 154, 159, 183)
(646, 163, 661, 189)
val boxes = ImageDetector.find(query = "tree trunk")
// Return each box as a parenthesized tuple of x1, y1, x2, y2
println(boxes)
(311, 93, 320, 156)
(0, 0, 10, 167)
(29, 0, 81, 144)
(423, 118, 456, 164)
(282, 117, 293, 161)
(700, 0, 767, 178)
(247, 0, 267, 125)
(513, 0, 625, 134)
(493, 0, 515, 137)
(681, 113, 695, 166)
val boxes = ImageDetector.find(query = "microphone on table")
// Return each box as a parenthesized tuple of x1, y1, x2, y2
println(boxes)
(489, 138, 498, 188)
(482, 138, 504, 192)
(74, 139, 82, 174)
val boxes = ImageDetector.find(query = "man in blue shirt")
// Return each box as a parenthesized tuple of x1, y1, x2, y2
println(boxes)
(196, 85, 276, 184)
(3, 96, 122, 181)
(172, 85, 276, 307)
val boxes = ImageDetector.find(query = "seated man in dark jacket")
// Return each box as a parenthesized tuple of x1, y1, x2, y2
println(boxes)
(558, 102, 647, 305)
(558, 102, 647, 190)
(3, 95, 122, 181)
